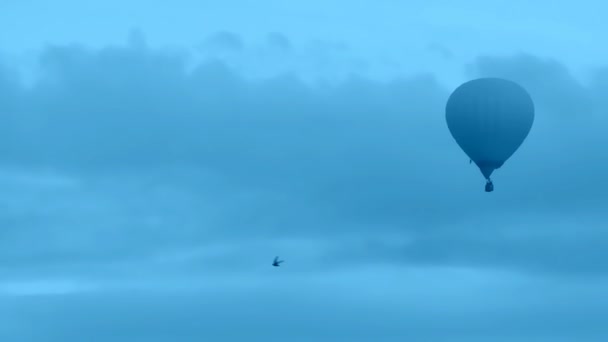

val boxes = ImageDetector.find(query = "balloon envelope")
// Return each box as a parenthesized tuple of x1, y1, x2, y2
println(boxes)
(445, 78, 534, 179)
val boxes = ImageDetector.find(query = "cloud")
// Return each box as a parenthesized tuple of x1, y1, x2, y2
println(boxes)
(2, 267, 608, 341)
(266, 32, 291, 51)
(201, 31, 244, 52)
(467, 54, 593, 117)
(1, 33, 608, 281)
(2, 31, 608, 341)
(427, 42, 453, 60)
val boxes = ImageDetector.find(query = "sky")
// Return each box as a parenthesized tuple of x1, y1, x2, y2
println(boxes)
(1, 0, 608, 341)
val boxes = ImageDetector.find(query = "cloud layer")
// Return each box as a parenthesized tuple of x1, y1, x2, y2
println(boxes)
(1, 32, 608, 341)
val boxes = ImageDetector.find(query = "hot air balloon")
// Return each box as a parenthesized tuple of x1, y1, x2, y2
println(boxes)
(445, 78, 534, 192)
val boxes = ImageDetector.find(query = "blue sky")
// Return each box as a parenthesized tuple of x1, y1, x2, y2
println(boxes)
(1, 1, 608, 341)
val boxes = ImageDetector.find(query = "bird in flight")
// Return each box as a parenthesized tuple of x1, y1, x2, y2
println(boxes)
(272, 256, 284, 267)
